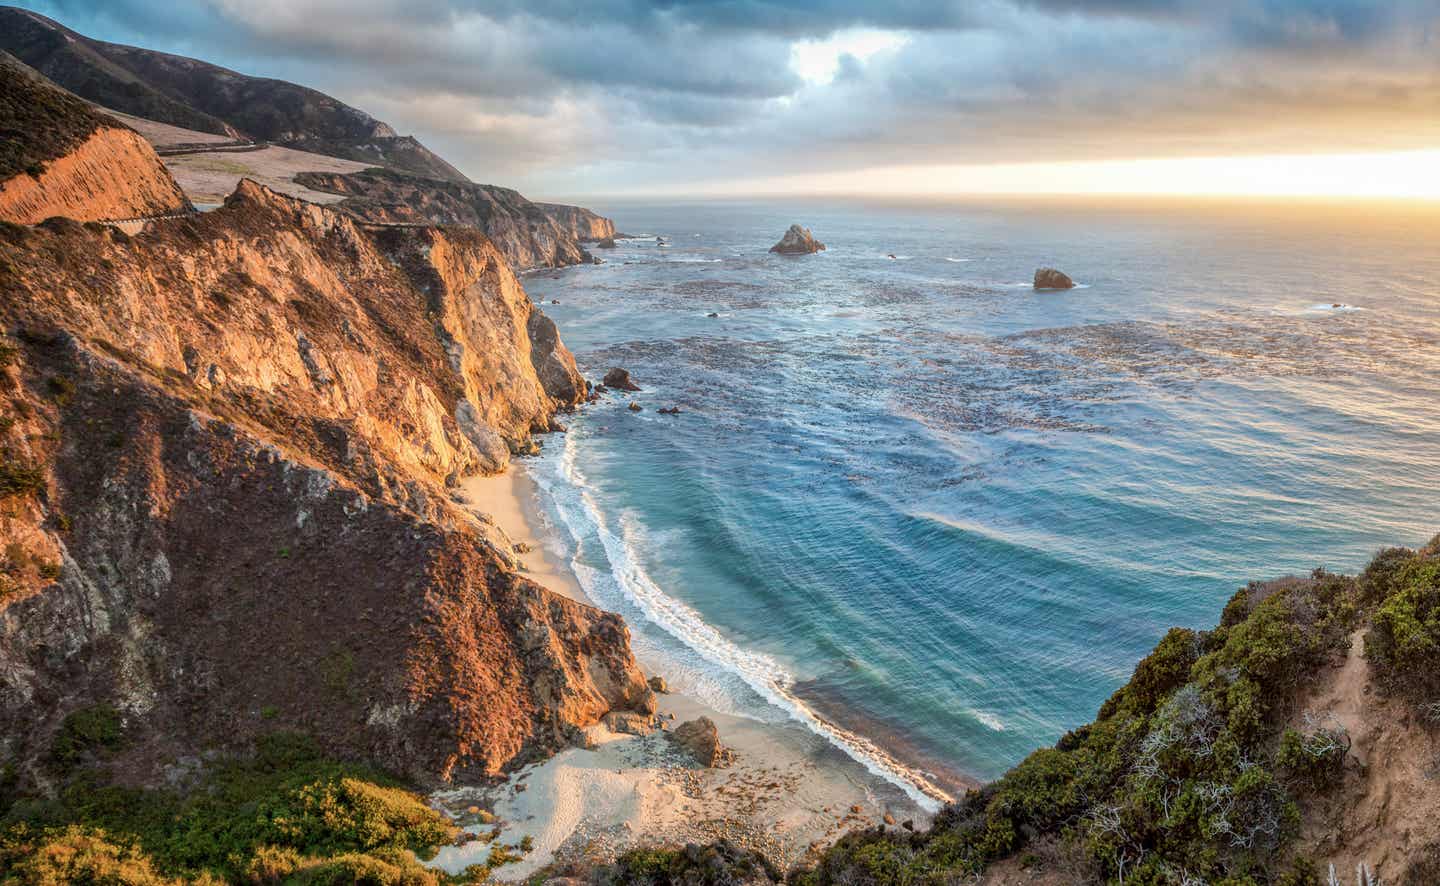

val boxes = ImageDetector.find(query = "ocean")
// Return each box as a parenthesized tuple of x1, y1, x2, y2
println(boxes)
(519, 196, 1440, 806)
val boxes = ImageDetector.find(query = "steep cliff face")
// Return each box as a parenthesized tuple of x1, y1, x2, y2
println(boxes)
(294, 169, 611, 270)
(0, 127, 190, 224)
(537, 202, 617, 241)
(0, 181, 651, 791)
(0, 7, 467, 183)
(0, 53, 190, 223)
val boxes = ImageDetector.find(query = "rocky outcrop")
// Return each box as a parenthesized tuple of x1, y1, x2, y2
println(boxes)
(0, 54, 190, 224)
(0, 8, 466, 183)
(0, 178, 651, 790)
(1033, 267, 1075, 290)
(293, 169, 608, 271)
(769, 224, 825, 255)
(537, 202, 617, 241)
(670, 717, 732, 767)
(604, 368, 641, 391)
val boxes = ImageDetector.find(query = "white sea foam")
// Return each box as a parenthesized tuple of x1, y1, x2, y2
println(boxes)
(968, 709, 1006, 732)
(1307, 302, 1363, 312)
(944, 257, 973, 263)
(529, 434, 953, 811)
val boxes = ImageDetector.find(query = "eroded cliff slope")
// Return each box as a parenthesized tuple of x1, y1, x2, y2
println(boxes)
(0, 53, 189, 223)
(0, 179, 652, 792)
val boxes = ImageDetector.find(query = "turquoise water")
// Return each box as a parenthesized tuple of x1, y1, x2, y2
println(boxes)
(521, 197, 1440, 806)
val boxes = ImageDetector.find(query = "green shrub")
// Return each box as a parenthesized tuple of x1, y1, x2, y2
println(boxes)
(46, 375, 76, 405)
(49, 704, 125, 773)
(5, 732, 462, 882)
(261, 776, 454, 856)
(1276, 718, 1349, 791)
(606, 840, 779, 885)
(0, 458, 45, 499)
(0, 824, 183, 885)
(1366, 555, 1440, 699)
(276, 848, 441, 885)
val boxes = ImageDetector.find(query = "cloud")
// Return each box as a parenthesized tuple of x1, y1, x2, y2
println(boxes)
(16, 0, 1440, 195)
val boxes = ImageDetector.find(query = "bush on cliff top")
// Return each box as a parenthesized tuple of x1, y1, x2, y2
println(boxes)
(1364, 536, 1440, 701)
(3, 732, 460, 883)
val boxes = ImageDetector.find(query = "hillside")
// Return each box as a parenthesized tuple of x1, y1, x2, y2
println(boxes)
(295, 168, 613, 270)
(0, 52, 189, 222)
(0, 6, 467, 183)
(0, 110, 659, 810)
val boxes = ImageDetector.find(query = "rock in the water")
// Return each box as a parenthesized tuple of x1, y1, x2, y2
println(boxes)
(658, 406, 682, 415)
(604, 368, 641, 391)
(648, 675, 669, 693)
(627, 402, 643, 413)
(669, 716, 733, 767)
(769, 224, 826, 255)
(597, 237, 617, 249)
(1033, 267, 1075, 290)
(706, 312, 720, 318)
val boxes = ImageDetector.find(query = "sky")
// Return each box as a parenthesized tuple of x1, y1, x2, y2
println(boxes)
(15, 1, 1440, 199)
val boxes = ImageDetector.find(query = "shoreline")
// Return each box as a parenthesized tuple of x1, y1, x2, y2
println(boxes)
(438, 459, 936, 879)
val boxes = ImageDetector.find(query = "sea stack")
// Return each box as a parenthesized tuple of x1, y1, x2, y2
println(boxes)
(604, 367, 642, 391)
(1033, 267, 1076, 290)
(770, 224, 826, 254)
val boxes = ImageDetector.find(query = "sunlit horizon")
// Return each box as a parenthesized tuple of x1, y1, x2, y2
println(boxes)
(581, 149, 1440, 202)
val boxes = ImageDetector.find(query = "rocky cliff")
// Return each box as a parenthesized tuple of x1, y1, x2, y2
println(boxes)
(0, 7, 467, 183)
(294, 169, 612, 270)
(537, 202, 617, 242)
(0, 53, 189, 223)
(0, 177, 653, 791)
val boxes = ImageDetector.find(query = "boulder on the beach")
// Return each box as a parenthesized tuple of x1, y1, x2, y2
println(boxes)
(669, 716, 733, 767)
(769, 224, 826, 255)
(649, 675, 670, 693)
(1033, 267, 1075, 290)
(604, 368, 641, 391)
(604, 710, 655, 736)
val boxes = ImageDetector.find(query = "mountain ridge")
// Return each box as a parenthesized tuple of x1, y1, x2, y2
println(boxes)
(0, 6, 467, 183)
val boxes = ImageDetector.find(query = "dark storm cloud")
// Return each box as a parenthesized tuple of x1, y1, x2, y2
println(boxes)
(15, 0, 1440, 193)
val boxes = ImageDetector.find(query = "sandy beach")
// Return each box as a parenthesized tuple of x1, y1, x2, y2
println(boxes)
(435, 464, 934, 880)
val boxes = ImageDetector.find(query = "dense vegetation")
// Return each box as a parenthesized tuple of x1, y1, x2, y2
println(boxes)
(0, 728, 517, 884)
(0, 56, 110, 181)
(792, 538, 1440, 886)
